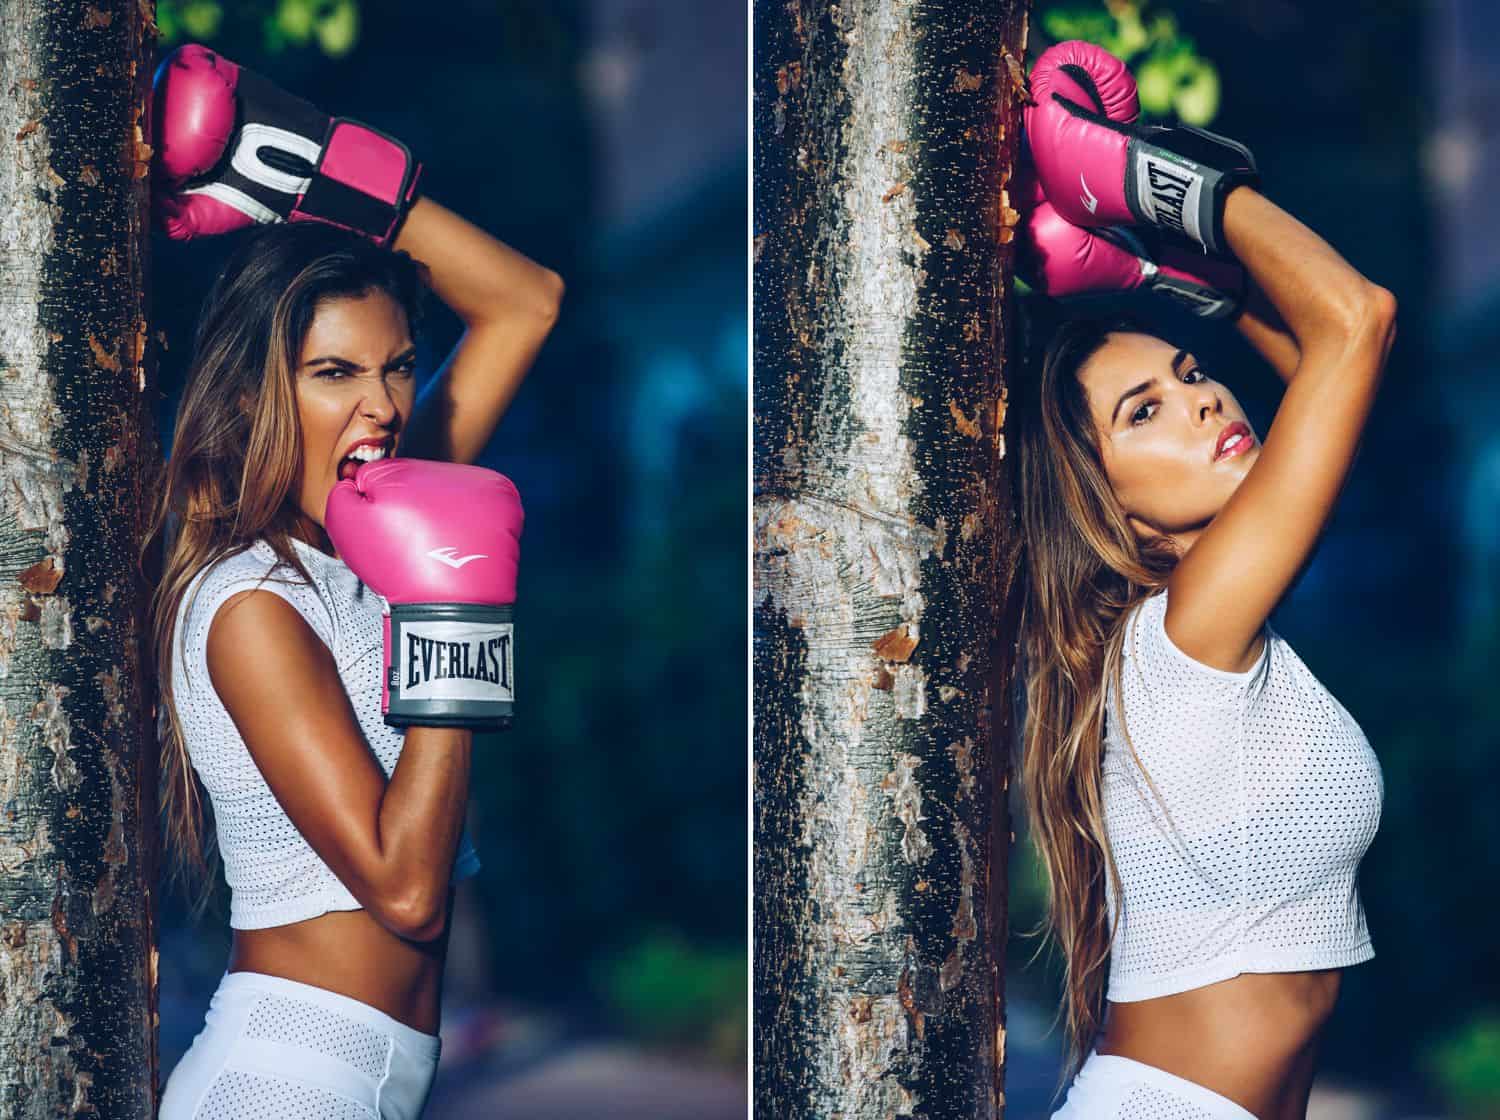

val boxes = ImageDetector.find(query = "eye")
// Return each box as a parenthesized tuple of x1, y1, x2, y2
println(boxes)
(1182, 366, 1206, 383)
(313, 366, 349, 380)
(1130, 399, 1158, 426)
(391, 359, 418, 378)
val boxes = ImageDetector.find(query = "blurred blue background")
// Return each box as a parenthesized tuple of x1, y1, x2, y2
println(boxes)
(1007, 3, 1499, 1118)
(149, 2, 746, 1115)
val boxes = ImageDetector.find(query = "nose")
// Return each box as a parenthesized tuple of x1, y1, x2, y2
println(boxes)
(1192, 380, 1220, 425)
(359, 378, 398, 425)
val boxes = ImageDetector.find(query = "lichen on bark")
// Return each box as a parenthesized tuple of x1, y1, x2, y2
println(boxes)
(0, 2, 162, 1116)
(754, 0, 1029, 1116)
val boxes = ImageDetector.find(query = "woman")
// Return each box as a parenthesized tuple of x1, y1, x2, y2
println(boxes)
(147, 46, 562, 1119)
(1010, 42, 1394, 1120)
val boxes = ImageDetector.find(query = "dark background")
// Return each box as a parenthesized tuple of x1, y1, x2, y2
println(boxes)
(148, 0, 747, 1106)
(1007, 2, 1500, 1115)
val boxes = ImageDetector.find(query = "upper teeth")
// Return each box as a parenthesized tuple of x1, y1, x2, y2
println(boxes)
(1221, 433, 1244, 455)
(347, 445, 387, 462)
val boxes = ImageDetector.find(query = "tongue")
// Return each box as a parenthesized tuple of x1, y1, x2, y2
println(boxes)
(339, 458, 359, 482)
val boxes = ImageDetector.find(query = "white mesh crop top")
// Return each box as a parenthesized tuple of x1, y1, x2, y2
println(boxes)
(1101, 588, 1383, 1002)
(171, 535, 481, 930)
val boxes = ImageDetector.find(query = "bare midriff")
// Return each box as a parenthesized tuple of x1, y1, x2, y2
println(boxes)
(1093, 968, 1342, 1120)
(226, 887, 456, 1036)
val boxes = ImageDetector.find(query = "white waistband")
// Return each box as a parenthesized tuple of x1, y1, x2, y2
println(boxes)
(215, 970, 442, 1057)
(1076, 1049, 1259, 1119)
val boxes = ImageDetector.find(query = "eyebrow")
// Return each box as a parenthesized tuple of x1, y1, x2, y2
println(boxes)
(303, 344, 418, 370)
(1109, 349, 1195, 426)
(1111, 378, 1154, 426)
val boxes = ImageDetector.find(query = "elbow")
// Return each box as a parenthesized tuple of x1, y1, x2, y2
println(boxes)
(478, 268, 563, 334)
(1367, 282, 1398, 336)
(1328, 280, 1397, 349)
(1351, 282, 1398, 357)
(384, 889, 447, 943)
(535, 267, 565, 326)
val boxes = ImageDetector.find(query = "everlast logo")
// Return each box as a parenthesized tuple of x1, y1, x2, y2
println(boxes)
(405, 633, 512, 690)
(1145, 160, 1193, 237)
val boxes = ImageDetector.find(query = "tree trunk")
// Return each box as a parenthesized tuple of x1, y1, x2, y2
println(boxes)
(753, 1, 1029, 1116)
(0, 4, 162, 1116)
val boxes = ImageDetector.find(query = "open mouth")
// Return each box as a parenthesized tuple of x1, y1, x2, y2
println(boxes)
(338, 440, 391, 482)
(1215, 422, 1253, 462)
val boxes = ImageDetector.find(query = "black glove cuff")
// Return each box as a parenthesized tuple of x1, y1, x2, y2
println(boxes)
(386, 603, 514, 731)
(1126, 125, 1260, 256)
(1147, 270, 1245, 320)
(292, 118, 423, 247)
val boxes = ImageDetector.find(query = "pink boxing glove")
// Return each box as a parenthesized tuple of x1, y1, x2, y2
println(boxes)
(1016, 133, 1244, 318)
(151, 44, 421, 246)
(324, 459, 523, 731)
(1025, 40, 1258, 255)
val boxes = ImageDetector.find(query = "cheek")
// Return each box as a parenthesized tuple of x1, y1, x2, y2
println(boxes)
(1101, 434, 1145, 500)
(1104, 434, 1183, 513)
(294, 388, 348, 464)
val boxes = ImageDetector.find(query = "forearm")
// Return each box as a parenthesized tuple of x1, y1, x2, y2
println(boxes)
(1234, 285, 1301, 385)
(392, 195, 564, 328)
(1222, 187, 1391, 369)
(376, 725, 473, 938)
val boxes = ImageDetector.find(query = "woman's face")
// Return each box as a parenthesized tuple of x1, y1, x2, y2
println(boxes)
(1078, 330, 1260, 551)
(292, 288, 417, 528)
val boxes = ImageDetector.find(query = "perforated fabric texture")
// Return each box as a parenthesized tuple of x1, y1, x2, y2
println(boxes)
(1101, 588, 1383, 1002)
(172, 536, 481, 929)
(1116, 1084, 1224, 1120)
(195, 1069, 375, 1120)
(244, 994, 390, 1080)
(1049, 1050, 1259, 1119)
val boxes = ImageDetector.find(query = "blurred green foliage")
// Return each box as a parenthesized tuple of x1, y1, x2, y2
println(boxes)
(1037, 1, 1220, 125)
(595, 931, 747, 1069)
(155, 0, 361, 57)
(1423, 1010, 1500, 1117)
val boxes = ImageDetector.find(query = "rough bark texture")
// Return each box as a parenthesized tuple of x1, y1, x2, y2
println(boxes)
(0, 2, 162, 1116)
(753, 1, 1028, 1116)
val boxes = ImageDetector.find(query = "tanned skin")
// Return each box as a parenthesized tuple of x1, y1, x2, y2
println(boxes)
(207, 196, 562, 1033)
(1084, 186, 1396, 1119)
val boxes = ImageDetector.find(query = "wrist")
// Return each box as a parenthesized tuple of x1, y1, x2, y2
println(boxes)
(402, 725, 474, 748)
(1128, 126, 1259, 256)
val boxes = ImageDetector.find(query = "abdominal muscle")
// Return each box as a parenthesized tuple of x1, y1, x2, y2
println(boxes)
(1093, 969, 1342, 1120)
(226, 887, 456, 1036)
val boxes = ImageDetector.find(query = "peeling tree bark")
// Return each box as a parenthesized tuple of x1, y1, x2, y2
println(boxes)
(0, 3, 162, 1116)
(753, 1, 1028, 1116)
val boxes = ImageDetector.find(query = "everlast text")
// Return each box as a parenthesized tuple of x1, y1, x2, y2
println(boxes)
(405, 632, 512, 690)
(1145, 160, 1193, 236)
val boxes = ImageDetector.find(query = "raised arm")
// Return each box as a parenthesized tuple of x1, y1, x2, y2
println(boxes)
(1165, 187, 1397, 669)
(149, 46, 565, 466)
(393, 197, 565, 464)
(1233, 284, 1302, 384)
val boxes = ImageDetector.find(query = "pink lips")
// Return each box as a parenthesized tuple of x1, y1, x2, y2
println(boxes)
(1215, 421, 1253, 461)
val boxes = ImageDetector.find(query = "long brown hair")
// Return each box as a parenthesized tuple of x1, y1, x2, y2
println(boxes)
(142, 222, 427, 922)
(1009, 315, 1181, 1095)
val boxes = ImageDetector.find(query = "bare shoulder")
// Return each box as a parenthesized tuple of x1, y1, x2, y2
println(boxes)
(204, 588, 403, 925)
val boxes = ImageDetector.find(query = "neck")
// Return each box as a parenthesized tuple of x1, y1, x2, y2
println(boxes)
(287, 513, 335, 558)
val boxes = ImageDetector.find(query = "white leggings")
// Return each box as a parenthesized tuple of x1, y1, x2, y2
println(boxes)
(159, 971, 443, 1120)
(1050, 1049, 1259, 1119)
